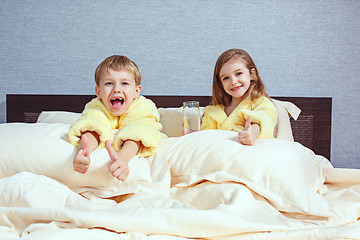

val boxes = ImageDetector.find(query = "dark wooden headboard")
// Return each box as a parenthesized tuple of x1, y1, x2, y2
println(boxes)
(6, 94, 331, 160)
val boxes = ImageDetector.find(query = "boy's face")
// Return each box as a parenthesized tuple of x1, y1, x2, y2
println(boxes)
(95, 68, 141, 116)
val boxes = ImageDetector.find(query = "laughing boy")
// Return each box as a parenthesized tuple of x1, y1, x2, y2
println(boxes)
(68, 55, 162, 181)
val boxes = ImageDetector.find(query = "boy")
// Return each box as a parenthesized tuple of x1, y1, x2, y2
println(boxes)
(68, 55, 162, 181)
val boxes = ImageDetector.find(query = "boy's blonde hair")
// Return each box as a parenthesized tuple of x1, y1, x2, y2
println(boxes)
(95, 55, 141, 86)
(212, 49, 269, 106)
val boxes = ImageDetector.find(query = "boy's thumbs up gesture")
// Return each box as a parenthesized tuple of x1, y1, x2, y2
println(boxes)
(73, 134, 91, 174)
(105, 140, 130, 181)
(238, 117, 260, 146)
(73, 132, 99, 174)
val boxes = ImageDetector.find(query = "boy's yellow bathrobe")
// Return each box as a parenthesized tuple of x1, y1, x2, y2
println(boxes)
(201, 96, 278, 139)
(68, 96, 162, 158)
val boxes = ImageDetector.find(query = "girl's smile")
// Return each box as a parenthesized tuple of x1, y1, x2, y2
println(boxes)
(231, 85, 242, 92)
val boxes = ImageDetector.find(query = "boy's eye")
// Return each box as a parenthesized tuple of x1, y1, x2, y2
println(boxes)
(122, 82, 129, 85)
(105, 82, 112, 85)
(236, 72, 242, 76)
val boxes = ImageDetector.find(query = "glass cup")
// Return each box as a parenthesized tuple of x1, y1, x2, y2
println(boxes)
(183, 101, 200, 135)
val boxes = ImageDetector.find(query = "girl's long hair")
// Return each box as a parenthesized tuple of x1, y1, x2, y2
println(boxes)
(212, 49, 269, 106)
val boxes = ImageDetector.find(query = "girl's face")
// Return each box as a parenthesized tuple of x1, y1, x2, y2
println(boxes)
(95, 68, 141, 116)
(219, 58, 255, 104)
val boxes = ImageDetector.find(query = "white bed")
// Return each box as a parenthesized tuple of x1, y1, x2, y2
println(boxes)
(1, 94, 359, 240)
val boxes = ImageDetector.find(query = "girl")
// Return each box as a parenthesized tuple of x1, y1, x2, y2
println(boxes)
(201, 49, 278, 145)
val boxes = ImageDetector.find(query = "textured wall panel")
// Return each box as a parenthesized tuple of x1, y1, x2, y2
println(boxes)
(1, 0, 359, 168)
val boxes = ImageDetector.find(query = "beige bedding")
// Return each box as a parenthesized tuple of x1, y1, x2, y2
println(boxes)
(0, 123, 359, 240)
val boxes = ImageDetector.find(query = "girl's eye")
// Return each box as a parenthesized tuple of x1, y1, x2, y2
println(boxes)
(236, 72, 242, 76)
(222, 77, 229, 81)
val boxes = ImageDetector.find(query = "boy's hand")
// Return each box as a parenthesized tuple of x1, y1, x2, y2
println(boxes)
(238, 117, 259, 146)
(105, 140, 130, 181)
(73, 134, 91, 174)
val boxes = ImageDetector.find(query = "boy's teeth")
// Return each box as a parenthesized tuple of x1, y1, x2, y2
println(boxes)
(111, 98, 124, 109)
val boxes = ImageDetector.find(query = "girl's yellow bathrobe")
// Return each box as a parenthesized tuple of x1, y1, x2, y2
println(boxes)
(68, 96, 162, 158)
(201, 96, 278, 139)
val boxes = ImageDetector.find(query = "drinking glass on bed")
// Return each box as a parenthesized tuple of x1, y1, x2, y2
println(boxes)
(183, 101, 200, 135)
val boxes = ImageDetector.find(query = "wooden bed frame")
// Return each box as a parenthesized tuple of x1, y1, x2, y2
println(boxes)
(6, 94, 332, 160)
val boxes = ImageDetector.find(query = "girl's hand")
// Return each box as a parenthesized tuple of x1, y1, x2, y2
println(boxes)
(238, 117, 259, 146)
(73, 134, 91, 174)
(105, 140, 130, 181)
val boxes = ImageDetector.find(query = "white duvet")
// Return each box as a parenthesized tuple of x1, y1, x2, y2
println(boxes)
(0, 123, 359, 240)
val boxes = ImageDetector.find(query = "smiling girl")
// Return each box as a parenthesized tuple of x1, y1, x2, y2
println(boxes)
(201, 49, 278, 145)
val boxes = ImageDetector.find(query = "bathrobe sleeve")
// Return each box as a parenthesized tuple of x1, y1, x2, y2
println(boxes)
(113, 96, 162, 158)
(232, 97, 278, 138)
(68, 98, 113, 148)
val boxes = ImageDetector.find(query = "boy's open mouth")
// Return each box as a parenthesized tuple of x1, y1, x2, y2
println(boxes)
(110, 98, 124, 109)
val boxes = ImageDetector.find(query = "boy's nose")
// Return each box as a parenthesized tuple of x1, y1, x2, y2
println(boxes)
(113, 84, 122, 92)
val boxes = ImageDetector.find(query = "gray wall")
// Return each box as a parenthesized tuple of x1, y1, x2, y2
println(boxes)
(1, 0, 359, 169)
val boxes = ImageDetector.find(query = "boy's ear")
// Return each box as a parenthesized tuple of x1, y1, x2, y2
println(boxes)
(95, 85, 101, 99)
(135, 85, 142, 97)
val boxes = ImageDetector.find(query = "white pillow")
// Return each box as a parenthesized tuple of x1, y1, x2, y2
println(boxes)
(36, 98, 301, 140)
(158, 98, 300, 139)
(37, 111, 81, 124)
(0, 123, 158, 198)
(155, 130, 332, 216)
(272, 99, 301, 141)
(158, 107, 205, 137)
(36, 108, 199, 138)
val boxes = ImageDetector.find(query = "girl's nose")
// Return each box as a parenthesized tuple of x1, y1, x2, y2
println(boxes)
(231, 76, 238, 84)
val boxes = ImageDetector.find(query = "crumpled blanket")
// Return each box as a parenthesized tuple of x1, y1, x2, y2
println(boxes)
(0, 128, 359, 240)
